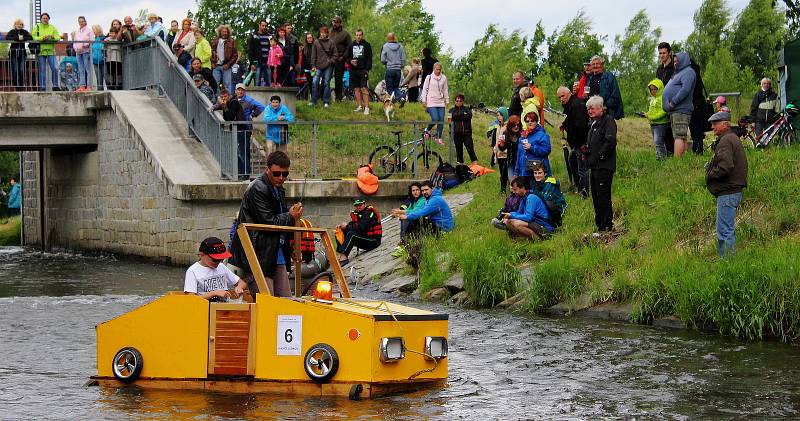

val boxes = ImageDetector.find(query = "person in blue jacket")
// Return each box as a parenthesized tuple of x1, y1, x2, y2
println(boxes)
(7, 178, 21, 216)
(661, 51, 696, 158)
(502, 177, 553, 240)
(391, 181, 453, 235)
(514, 111, 552, 177)
(262, 95, 295, 150)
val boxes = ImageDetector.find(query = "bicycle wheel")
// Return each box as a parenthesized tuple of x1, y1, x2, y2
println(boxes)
(780, 128, 796, 146)
(368, 145, 398, 179)
(412, 150, 442, 178)
(742, 134, 757, 149)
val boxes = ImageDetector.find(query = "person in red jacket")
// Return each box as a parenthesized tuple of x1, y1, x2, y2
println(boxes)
(335, 199, 382, 266)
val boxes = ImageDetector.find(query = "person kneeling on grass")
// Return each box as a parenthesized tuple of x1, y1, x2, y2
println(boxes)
(185, 237, 247, 302)
(501, 177, 554, 240)
(335, 199, 382, 266)
(491, 185, 522, 230)
(391, 181, 454, 236)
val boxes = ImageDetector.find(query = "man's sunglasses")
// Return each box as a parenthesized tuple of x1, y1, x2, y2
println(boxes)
(271, 171, 290, 178)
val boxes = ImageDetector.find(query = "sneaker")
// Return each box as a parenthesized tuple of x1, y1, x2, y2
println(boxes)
(324, 103, 329, 108)
(591, 232, 603, 239)
(363, 107, 370, 115)
(308, 102, 314, 106)
(353, 106, 363, 112)
(399, 97, 406, 108)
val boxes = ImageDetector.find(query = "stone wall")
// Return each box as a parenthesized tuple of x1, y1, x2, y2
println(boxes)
(20, 92, 414, 265)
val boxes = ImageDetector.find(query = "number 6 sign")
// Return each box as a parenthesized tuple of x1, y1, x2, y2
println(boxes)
(277, 315, 302, 355)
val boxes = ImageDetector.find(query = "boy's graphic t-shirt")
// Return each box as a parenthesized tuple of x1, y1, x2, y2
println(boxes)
(184, 262, 239, 295)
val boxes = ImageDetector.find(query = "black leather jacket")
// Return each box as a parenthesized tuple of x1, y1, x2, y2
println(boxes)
(229, 175, 295, 279)
(586, 113, 617, 172)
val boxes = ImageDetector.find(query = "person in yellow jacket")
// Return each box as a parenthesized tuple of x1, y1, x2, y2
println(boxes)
(646, 78, 669, 160)
(32, 12, 62, 90)
(519, 86, 541, 130)
(193, 28, 212, 69)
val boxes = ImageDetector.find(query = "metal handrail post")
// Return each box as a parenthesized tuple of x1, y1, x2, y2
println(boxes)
(312, 123, 318, 178)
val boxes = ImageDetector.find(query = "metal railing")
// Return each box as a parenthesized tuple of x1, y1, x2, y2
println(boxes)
(0, 40, 123, 91)
(122, 37, 238, 179)
(225, 120, 454, 180)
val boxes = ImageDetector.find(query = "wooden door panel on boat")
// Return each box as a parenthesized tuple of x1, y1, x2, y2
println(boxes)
(208, 303, 255, 376)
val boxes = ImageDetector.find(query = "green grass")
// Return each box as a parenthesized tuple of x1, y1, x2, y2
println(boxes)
(416, 115, 800, 341)
(0, 215, 21, 246)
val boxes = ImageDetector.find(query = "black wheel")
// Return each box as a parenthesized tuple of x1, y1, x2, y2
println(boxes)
(412, 150, 442, 178)
(304, 343, 339, 383)
(112, 347, 143, 383)
(780, 129, 796, 146)
(742, 134, 757, 149)
(368, 145, 398, 179)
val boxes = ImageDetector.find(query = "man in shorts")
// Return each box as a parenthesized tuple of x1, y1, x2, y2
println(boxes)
(345, 28, 373, 115)
(185, 237, 246, 301)
(502, 177, 554, 240)
(661, 51, 696, 158)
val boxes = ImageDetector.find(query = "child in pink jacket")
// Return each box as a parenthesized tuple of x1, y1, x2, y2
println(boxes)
(267, 38, 284, 87)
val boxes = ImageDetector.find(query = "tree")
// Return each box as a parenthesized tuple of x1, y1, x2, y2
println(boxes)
(703, 44, 757, 108)
(730, 0, 786, 79)
(195, 0, 354, 48)
(450, 25, 535, 106)
(544, 10, 606, 86)
(609, 10, 662, 113)
(527, 21, 547, 77)
(349, 0, 444, 87)
(685, 0, 731, 69)
(781, 0, 800, 37)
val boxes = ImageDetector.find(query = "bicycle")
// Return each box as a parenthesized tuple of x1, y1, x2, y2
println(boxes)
(368, 129, 443, 179)
(754, 103, 799, 148)
(731, 115, 757, 149)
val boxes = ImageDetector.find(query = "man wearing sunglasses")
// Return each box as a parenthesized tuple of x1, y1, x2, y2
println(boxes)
(228, 151, 303, 297)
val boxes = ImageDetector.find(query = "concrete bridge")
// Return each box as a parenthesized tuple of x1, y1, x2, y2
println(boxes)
(1, 91, 412, 265)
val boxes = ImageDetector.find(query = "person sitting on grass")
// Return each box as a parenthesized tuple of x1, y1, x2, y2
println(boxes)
(527, 160, 567, 228)
(491, 183, 522, 231)
(335, 199, 382, 266)
(392, 182, 427, 257)
(391, 181, 454, 236)
(185, 237, 246, 302)
(501, 177, 554, 240)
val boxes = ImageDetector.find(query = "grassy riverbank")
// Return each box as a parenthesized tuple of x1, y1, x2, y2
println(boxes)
(416, 116, 800, 341)
(0, 215, 21, 246)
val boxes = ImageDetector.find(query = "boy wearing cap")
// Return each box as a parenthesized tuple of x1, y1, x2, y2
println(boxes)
(335, 199, 382, 265)
(705, 111, 748, 258)
(185, 237, 246, 301)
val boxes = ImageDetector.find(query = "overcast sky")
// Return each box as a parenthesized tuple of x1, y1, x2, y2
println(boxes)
(3, 0, 752, 56)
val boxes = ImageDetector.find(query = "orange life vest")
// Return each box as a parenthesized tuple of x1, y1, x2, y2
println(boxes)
(290, 218, 316, 253)
(351, 205, 382, 238)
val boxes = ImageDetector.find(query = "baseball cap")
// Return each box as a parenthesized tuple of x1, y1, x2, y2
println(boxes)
(708, 111, 731, 123)
(192, 74, 203, 81)
(199, 237, 232, 260)
(353, 198, 366, 206)
(235, 83, 246, 91)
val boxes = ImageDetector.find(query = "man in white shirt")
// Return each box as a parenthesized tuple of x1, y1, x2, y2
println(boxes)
(184, 237, 246, 301)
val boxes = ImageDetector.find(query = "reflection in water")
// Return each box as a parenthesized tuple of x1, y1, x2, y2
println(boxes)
(1, 247, 800, 419)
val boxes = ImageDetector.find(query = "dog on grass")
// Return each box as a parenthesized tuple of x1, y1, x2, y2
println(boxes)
(382, 92, 396, 122)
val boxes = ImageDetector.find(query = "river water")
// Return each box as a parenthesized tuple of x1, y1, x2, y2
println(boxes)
(1, 247, 799, 419)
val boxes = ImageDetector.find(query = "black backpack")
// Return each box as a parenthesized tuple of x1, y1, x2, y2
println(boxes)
(544, 200, 563, 228)
(454, 164, 475, 184)
(430, 162, 460, 190)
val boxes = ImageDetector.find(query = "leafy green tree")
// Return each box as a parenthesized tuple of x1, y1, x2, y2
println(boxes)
(730, 0, 786, 80)
(349, 0, 444, 87)
(527, 21, 547, 77)
(0, 152, 20, 180)
(195, 0, 353, 49)
(544, 10, 606, 86)
(609, 10, 662, 113)
(685, 0, 731, 69)
(450, 24, 535, 106)
(703, 44, 757, 113)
